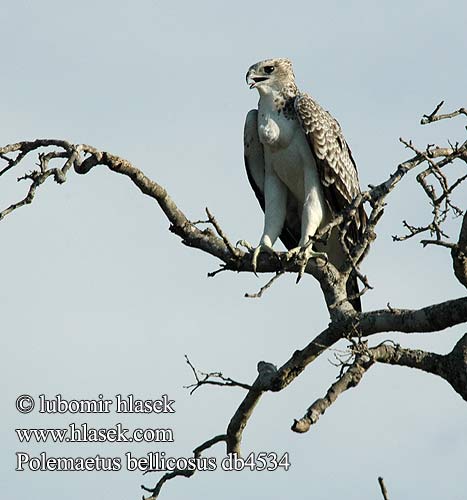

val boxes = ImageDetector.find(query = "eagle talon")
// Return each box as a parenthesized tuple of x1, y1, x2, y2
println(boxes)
(284, 247, 300, 261)
(236, 239, 255, 252)
(236, 240, 278, 274)
(252, 244, 277, 274)
(285, 245, 328, 283)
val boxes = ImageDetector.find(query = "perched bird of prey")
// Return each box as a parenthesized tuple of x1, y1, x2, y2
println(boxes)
(242, 58, 366, 311)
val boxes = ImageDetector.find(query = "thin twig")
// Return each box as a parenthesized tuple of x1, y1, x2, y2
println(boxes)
(244, 271, 285, 298)
(378, 477, 390, 500)
(184, 355, 251, 394)
(207, 266, 228, 278)
(205, 207, 238, 257)
(420, 239, 456, 249)
(421, 101, 467, 125)
(141, 434, 227, 499)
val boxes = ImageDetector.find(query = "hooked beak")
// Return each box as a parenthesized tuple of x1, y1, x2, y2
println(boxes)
(246, 69, 269, 89)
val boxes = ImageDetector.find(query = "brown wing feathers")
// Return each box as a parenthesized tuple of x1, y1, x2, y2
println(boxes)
(294, 94, 366, 244)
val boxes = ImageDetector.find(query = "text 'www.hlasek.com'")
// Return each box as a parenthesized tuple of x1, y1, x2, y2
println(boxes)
(14, 394, 291, 472)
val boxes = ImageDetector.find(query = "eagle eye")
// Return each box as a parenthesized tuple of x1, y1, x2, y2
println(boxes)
(263, 65, 275, 74)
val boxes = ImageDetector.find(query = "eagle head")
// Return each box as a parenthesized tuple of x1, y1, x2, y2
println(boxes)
(246, 58, 295, 93)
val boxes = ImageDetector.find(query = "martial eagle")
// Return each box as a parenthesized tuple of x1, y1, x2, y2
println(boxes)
(242, 58, 366, 311)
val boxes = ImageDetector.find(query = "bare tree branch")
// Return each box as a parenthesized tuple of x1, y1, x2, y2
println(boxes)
(204, 207, 238, 258)
(141, 434, 227, 500)
(292, 349, 373, 432)
(226, 361, 277, 454)
(272, 295, 467, 393)
(222, 294, 467, 451)
(378, 477, 390, 500)
(244, 271, 285, 298)
(184, 355, 252, 393)
(421, 100, 467, 125)
(393, 136, 467, 243)
(371, 334, 467, 401)
(420, 239, 456, 249)
(0, 140, 80, 220)
(293, 333, 467, 433)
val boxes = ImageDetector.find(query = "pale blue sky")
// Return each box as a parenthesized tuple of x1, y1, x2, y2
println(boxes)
(2, 1, 467, 499)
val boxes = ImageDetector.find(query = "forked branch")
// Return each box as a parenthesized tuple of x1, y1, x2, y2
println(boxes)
(293, 333, 467, 433)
